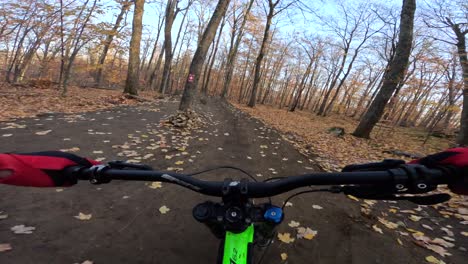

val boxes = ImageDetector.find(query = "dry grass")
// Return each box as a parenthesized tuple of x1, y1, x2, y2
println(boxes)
(235, 104, 453, 171)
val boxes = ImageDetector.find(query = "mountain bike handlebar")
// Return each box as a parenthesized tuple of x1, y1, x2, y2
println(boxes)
(64, 163, 452, 198)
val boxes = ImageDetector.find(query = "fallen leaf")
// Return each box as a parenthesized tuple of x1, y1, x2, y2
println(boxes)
(122, 196, 130, 199)
(246, 156, 252, 160)
(143, 154, 154, 159)
(217, 147, 223, 151)
(277, 233, 295, 243)
(441, 227, 454, 237)
(378, 217, 398, 229)
(425, 244, 451, 257)
(35, 130, 52, 135)
(422, 224, 433, 230)
(81, 261, 93, 264)
(400, 210, 417, 214)
(288, 221, 300, 228)
(149, 182, 162, 189)
(425, 256, 446, 264)
(95, 157, 106, 162)
(0, 243, 12, 252)
(92, 150, 103, 154)
(442, 236, 455, 242)
(159, 205, 170, 214)
(174, 161, 184, 165)
(165, 155, 173, 160)
(431, 238, 454, 248)
(397, 238, 403, 245)
(297, 227, 317, 240)
(372, 225, 383, 234)
(361, 206, 371, 215)
(285, 202, 293, 207)
(412, 232, 430, 242)
(260, 145, 268, 149)
(461, 231, 468, 237)
(389, 208, 398, 213)
(0, 211, 7, 220)
(55, 188, 64, 192)
(2, 134, 12, 137)
(409, 215, 422, 222)
(280, 253, 288, 261)
(74, 212, 92, 221)
(11, 225, 35, 234)
(60, 147, 80, 152)
(347, 195, 359, 202)
(312, 205, 323, 210)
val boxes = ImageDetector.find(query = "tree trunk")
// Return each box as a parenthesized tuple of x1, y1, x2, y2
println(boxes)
(124, 0, 144, 95)
(145, 15, 165, 78)
(159, 0, 178, 94)
(62, 0, 98, 95)
(202, 17, 225, 94)
(96, 2, 131, 86)
(247, 0, 277, 107)
(221, 0, 254, 99)
(452, 25, 468, 145)
(238, 39, 254, 103)
(179, 0, 231, 111)
(289, 59, 314, 112)
(353, 0, 415, 138)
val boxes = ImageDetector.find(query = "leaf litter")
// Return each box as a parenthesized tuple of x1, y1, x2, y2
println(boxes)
(11, 225, 35, 234)
(277, 233, 295, 244)
(74, 213, 92, 221)
(0, 243, 12, 252)
(149, 182, 163, 189)
(159, 206, 170, 214)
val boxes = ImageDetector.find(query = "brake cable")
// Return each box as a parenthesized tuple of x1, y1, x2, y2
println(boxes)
(187, 165, 258, 182)
(281, 188, 336, 210)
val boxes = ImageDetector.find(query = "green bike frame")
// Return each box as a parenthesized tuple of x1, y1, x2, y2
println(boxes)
(222, 224, 254, 264)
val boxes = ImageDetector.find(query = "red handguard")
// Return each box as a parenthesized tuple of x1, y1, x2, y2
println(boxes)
(410, 147, 468, 167)
(0, 151, 100, 187)
(410, 147, 468, 195)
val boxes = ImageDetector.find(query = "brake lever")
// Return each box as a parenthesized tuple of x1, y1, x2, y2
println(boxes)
(399, 193, 451, 205)
(337, 185, 451, 205)
(107, 160, 153, 170)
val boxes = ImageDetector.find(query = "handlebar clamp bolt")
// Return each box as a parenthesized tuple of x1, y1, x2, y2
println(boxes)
(417, 183, 427, 189)
(396, 184, 405, 190)
(231, 211, 237, 217)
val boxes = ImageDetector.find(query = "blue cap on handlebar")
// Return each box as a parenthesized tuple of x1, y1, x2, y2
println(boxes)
(264, 206, 283, 223)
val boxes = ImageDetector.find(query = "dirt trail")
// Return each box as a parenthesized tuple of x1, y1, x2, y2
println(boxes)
(0, 100, 465, 263)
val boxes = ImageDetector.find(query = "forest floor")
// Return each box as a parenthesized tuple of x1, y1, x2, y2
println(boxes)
(235, 104, 453, 171)
(0, 81, 159, 121)
(0, 84, 467, 264)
